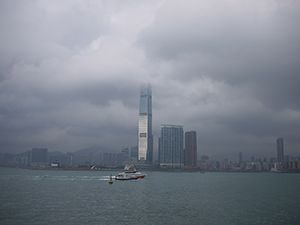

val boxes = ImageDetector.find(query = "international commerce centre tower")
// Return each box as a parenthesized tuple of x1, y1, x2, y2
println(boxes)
(138, 84, 153, 164)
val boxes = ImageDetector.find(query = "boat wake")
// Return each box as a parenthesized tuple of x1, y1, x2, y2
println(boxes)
(99, 175, 115, 181)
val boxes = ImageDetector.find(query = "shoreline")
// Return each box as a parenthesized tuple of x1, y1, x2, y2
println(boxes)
(1, 166, 299, 173)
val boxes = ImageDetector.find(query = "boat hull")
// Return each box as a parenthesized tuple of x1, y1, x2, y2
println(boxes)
(115, 177, 138, 180)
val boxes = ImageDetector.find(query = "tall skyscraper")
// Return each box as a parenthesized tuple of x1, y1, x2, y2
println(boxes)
(159, 125, 184, 168)
(138, 84, 153, 164)
(277, 137, 284, 162)
(184, 131, 197, 166)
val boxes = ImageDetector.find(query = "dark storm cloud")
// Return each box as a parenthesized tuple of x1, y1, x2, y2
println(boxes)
(0, 0, 299, 160)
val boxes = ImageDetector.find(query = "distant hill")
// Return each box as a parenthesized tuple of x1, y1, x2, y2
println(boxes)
(74, 146, 117, 155)
(48, 151, 65, 157)
(13, 150, 65, 158)
(1, 146, 118, 158)
(15, 151, 31, 157)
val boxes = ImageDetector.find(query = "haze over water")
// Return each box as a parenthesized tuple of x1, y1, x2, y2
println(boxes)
(1, 168, 299, 225)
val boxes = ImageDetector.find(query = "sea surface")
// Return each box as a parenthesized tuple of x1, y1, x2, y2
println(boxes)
(0, 168, 300, 225)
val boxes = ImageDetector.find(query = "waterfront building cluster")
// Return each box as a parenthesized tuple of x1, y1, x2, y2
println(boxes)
(138, 85, 198, 169)
(1, 147, 299, 172)
(1, 86, 299, 172)
(0, 147, 138, 168)
(196, 155, 300, 172)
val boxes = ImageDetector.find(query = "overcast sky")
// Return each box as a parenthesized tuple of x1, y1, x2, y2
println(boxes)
(1, 0, 299, 161)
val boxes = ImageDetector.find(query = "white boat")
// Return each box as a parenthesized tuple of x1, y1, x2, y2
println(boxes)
(115, 173, 138, 180)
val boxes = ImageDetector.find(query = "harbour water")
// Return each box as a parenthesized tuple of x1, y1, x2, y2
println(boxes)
(1, 168, 300, 225)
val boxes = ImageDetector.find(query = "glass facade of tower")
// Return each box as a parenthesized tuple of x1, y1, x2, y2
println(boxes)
(138, 84, 153, 164)
(160, 125, 184, 168)
(184, 131, 197, 166)
(277, 137, 284, 162)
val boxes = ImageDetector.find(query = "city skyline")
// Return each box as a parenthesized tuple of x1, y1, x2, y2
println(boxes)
(2, 136, 294, 165)
(3, 137, 299, 169)
(0, 1, 299, 161)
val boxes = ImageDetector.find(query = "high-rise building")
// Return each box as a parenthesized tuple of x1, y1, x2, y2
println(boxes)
(103, 153, 115, 167)
(30, 148, 48, 167)
(184, 131, 197, 166)
(158, 137, 161, 163)
(239, 152, 243, 164)
(121, 147, 129, 156)
(159, 125, 184, 168)
(130, 146, 138, 159)
(74, 154, 87, 167)
(66, 152, 75, 167)
(138, 84, 153, 164)
(277, 137, 284, 162)
(94, 152, 102, 166)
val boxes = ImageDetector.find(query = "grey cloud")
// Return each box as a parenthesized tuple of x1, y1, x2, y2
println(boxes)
(137, 0, 300, 92)
(0, 0, 299, 160)
(138, 0, 300, 123)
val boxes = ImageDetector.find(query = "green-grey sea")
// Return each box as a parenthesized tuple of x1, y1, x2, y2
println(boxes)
(0, 168, 299, 225)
